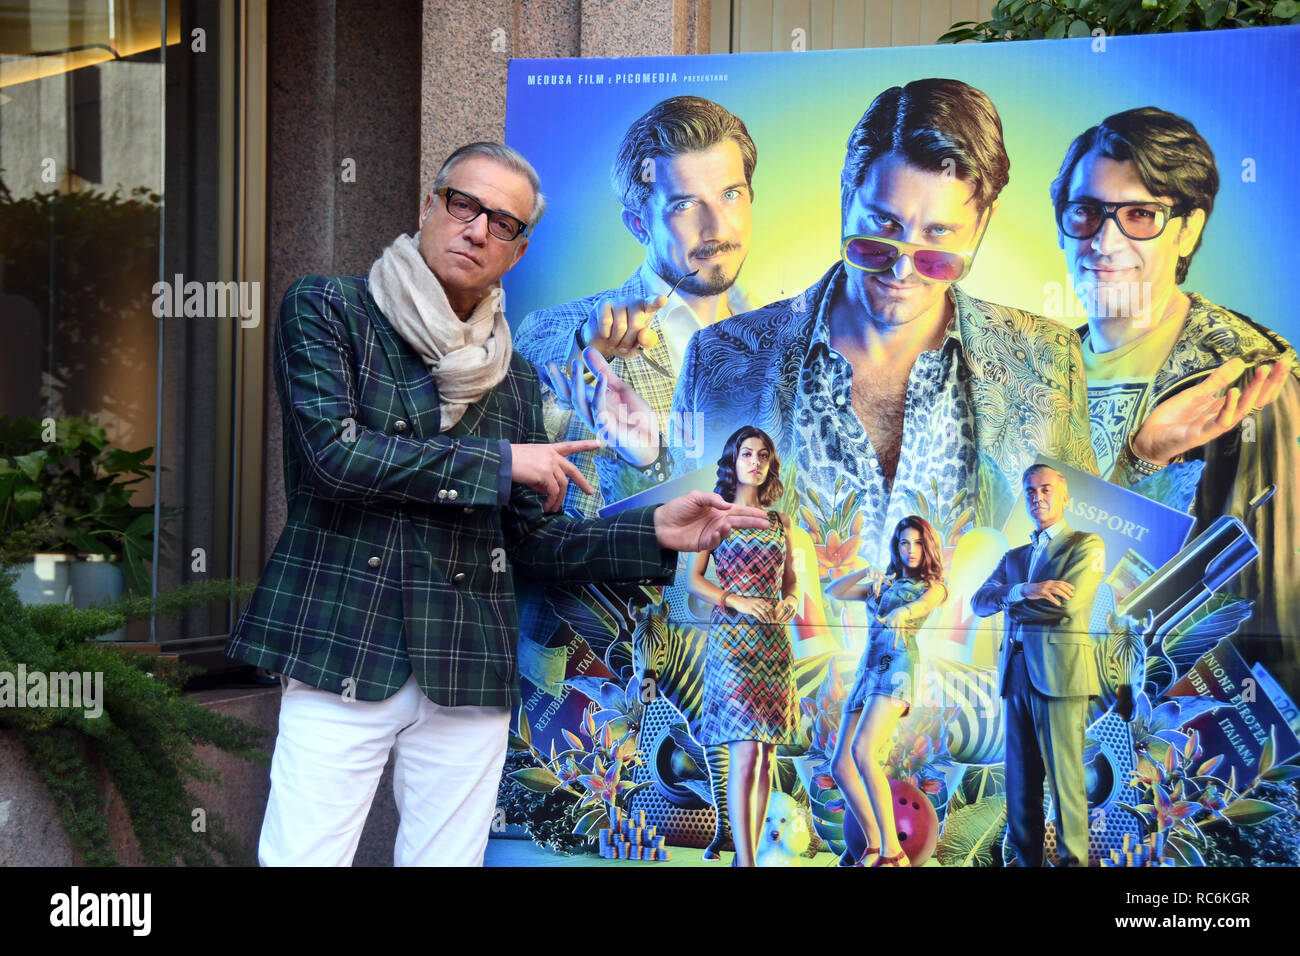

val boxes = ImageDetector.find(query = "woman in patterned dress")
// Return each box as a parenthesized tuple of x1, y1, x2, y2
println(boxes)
(687, 426, 799, 868)
(827, 515, 947, 867)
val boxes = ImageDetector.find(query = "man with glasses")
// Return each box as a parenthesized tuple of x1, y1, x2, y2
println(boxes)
(1051, 106, 1299, 688)
(226, 142, 769, 866)
(515, 96, 759, 517)
(438, 186, 534, 242)
(662, 78, 1098, 569)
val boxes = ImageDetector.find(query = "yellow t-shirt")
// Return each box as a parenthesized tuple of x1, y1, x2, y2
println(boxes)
(1083, 314, 1187, 478)
(1082, 314, 1187, 382)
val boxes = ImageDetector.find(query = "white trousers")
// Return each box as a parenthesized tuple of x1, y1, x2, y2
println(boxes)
(258, 674, 510, 866)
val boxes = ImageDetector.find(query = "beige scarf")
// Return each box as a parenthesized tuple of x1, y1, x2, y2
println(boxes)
(368, 232, 513, 433)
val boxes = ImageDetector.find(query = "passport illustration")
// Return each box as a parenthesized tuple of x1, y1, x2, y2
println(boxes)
(1001, 456, 1195, 572)
(1166, 639, 1300, 783)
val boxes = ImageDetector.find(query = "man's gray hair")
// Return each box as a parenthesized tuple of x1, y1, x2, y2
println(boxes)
(431, 142, 547, 229)
(1022, 463, 1067, 489)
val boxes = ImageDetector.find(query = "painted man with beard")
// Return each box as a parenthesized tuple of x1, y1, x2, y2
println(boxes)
(515, 95, 759, 516)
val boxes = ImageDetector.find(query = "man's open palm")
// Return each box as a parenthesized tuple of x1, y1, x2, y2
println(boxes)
(1134, 357, 1291, 464)
(653, 491, 770, 553)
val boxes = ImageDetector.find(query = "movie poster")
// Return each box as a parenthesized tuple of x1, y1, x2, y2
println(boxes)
(498, 26, 1300, 867)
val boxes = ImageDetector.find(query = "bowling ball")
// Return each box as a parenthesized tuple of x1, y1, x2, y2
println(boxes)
(843, 778, 940, 865)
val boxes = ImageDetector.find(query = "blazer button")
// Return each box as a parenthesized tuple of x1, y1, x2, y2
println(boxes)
(464, 507, 475, 514)
(438, 489, 448, 500)
(367, 556, 381, 568)
(393, 420, 408, 433)
(452, 571, 466, 584)
(447, 489, 458, 501)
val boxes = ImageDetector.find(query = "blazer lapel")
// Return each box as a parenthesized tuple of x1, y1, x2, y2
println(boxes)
(625, 311, 675, 417)
(365, 291, 442, 438)
(954, 286, 993, 497)
(445, 378, 502, 439)
(1041, 524, 1074, 580)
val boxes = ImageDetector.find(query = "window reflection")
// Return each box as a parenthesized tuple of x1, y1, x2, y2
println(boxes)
(1, 0, 245, 660)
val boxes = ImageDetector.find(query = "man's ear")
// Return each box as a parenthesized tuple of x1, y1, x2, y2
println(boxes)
(1177, 207, 1207, 258)
(507, 237, 529, 270)
(621, 208, 651, 246)
(418, 192, 434, 230)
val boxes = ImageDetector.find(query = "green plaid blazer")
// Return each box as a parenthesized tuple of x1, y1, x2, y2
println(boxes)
(514, 269, 678, 518)
(225, 273, 677, 707)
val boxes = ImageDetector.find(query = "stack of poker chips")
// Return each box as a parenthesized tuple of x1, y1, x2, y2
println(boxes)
(598, 807, 671, 861)
(1099, 831, 1175, 867)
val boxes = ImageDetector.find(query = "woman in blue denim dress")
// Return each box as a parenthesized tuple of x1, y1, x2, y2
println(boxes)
(828, 515, 947, 867)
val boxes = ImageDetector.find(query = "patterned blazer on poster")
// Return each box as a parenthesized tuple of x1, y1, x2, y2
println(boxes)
(670, 262, 1100, 527)
(514, 269, 678, 517)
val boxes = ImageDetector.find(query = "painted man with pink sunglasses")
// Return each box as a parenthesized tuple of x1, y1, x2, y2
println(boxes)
(659, 78, 1098, 563)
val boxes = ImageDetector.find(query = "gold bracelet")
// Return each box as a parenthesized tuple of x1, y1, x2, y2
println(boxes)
(1118, 435, 1169, 481)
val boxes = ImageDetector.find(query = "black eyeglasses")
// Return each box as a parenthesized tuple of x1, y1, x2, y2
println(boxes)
(437, 187, 529, 240)
(1056, 199, 1184, 241)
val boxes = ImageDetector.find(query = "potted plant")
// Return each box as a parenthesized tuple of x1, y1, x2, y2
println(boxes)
(0, 570, 265, 865)
(0, 416, 156, 635)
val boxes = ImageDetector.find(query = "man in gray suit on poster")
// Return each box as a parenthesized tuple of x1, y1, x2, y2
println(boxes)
(972, 463, 1104, 866)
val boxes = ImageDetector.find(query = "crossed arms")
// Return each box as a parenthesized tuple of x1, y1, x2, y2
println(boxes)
(971, 533, 1104, 629)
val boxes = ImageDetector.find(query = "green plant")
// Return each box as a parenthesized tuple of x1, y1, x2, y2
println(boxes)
(0, 416, 156, 594)
(1193, 779, 1300, 865)
(935, 794, 1008, 866)
(935, 765, 1008, 866)
(0, 571, 265, 865)
(800, 477, 871, 585)
(941, 0, 1300, 44)
(1118, 715, 1298, 865)
(912, 481, 975, 552)
(496, 750, 591, 855)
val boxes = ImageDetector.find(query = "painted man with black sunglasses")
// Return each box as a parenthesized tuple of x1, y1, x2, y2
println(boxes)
(1052, 106, 1300, 691)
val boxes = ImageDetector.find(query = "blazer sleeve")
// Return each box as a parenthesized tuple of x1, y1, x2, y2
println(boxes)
(500, 361, 678, 585)
(514, 304, 589, 382)
(1009, 532, 1105, 630)
(274, 275, 507, 508)
(971, 550, 1014, 618)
